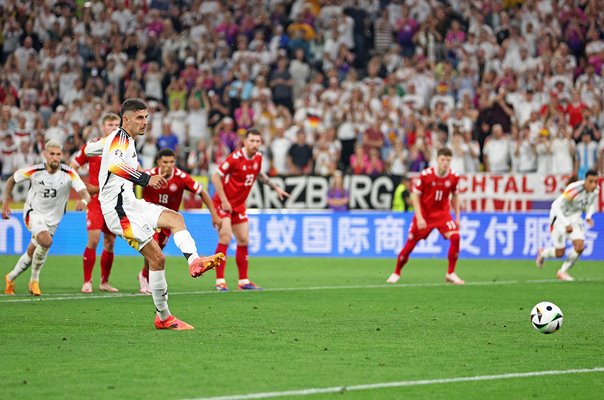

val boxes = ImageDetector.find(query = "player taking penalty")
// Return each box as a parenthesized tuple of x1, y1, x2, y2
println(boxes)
(138, 148, 222, 294)
(84, 98, 224, 330)
(71, 113, 120, 293)
(212, 129, 290, 291)
(387, 147, 465, 285)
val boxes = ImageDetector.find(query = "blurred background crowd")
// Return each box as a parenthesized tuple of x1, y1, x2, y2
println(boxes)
(1, 0, 604, 182)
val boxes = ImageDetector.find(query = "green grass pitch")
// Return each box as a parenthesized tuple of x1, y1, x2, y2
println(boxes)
(1, 256, 603, 399)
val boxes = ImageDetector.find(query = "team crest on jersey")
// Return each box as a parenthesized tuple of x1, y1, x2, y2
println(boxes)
(243, 165, 247, 171)
(114, 149, 123, 158)
(445, 181, 451, 187)
(169, 183, 178, 192)
(253, 162, 258, 170)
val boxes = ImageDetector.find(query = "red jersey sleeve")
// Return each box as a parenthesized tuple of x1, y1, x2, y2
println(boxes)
(178, 170, 203, 195)
(72, 146, 89, 167)
(217, 152, 236, 177)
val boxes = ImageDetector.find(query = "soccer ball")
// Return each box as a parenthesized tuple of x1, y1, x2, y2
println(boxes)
(530, 302, 563, 334)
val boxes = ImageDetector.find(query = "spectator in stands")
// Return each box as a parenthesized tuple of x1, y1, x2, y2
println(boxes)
(327, 170, 349, 211)
(186, 138, 209, 177)
(0, 134, 18, 178)
(287, 129, 313, 175)
(576, 130, 599, 179)
(483, 124, 511, 173)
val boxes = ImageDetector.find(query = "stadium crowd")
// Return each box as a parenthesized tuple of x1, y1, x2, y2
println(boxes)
(1, 0, 604, 184)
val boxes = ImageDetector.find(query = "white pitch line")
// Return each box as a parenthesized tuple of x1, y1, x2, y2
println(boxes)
(0, 278, 601, 303)
(185, 367, 604, 400)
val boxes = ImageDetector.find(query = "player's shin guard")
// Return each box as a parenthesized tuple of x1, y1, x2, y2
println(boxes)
(8, 252, 32, 281)
(395, 239, 417, 274)
(30, 246, 49, 281)
(560, 248, 580, 273)
(236, 245, 248, 280)
(447, 233, 460, 274)
(215, 243, 228, 279)
(173, 230, 199, 265)
(149, 270, 170, 320)
(83, 247, 96, 282)
(100, 250, 114, 283)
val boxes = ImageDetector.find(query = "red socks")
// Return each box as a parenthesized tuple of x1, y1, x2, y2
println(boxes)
(215, 243, 229, 279)
(395, 239, 417, 275)
(83, 247, 96, 283)
(236, 245, 248, 280)
(100, 250, 114, 283)
(447, 233, 460, 274)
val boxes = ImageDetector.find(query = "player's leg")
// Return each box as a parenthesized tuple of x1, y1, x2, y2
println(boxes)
(556, 234, 585, 281)
(536, 218, 566, 267)
(28, 230, 53, 296)
(156, 208, 224, 277)
(140, 240, 192, 330)
(214, 213, 232, 291)
(81, 229, 101, 293)
(387, 217, 424, 283)
(139, 231, 168, 294)
(5, 240, 36, 295)
(232, 217, 261, 290)
(443, 223, 464, 285)
(99, 232, 118, 292)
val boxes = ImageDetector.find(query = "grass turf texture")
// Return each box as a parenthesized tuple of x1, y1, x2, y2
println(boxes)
(0, 256, 602, 400)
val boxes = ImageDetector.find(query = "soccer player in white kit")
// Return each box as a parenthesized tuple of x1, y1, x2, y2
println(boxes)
(3, 140, 91, 295)
(536, 170, 599, 281)
(84, 98, 224, 330)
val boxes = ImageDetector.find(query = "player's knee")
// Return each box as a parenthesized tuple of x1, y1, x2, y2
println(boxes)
(103, 235, 116, 250)
(37, 234, 52, 249)
(555, 249, 566, 258)
(149, 252, 165, 270)
(574, 243, 585, 254)
(449, 233, 460, 245)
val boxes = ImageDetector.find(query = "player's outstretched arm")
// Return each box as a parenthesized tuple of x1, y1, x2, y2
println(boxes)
(211, 171, 231, 213)
(75, 189, 92, 211)
(1, 175, 16, 219)
(258, 172, 290, 201)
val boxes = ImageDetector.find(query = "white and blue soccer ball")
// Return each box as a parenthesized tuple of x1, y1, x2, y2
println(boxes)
(530, 302, 563, 334)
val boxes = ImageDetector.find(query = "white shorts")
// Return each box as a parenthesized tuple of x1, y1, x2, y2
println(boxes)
(550, 217, 585, 249)
(103, 197, 166, 251)
(24, 210, 58, 238)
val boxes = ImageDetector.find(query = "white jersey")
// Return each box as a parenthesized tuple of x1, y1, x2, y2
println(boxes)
(13, 163, 86, 227)
(550, 180, 598, 227)
(84, 128, 150, 214)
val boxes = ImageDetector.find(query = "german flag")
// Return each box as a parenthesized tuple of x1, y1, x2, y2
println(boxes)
(307, 114, 320, 128)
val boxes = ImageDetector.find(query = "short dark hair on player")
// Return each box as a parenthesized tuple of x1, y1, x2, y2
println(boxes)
(437, 147, 453, 157)
(585, 169, 598, 178)
(245, 128, 262, 138)
(157, 148, 175, 159)
(120, 98, 148, 117)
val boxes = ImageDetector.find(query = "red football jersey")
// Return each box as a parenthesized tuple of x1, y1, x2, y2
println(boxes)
(142, 167, 202, 211)
(413, 166, 459, 221)
(214, 149, 262, 212)
(73, 144, 101, 186)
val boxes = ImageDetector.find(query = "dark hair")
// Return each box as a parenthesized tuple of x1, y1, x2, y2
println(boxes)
(157, 148, 175, 159)
(585, 169, 598, 179)
(245, 128, 262, 138)
(120, 98, 147, 117)
(437, 147, 453, 157)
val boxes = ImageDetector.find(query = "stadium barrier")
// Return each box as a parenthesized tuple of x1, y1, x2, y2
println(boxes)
(1, 211, 602, 260)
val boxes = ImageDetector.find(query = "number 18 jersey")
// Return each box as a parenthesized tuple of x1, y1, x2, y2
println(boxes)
(214, 149, 263, 212)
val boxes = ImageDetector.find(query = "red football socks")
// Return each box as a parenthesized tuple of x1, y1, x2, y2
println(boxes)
(83, 247, 96, 282)
(447, 234, 460, 274)
(236, 245, 248, 280)
(100, 250, 114, 283)
(215, 243, 229, 279)
(395, 239, 417, 275)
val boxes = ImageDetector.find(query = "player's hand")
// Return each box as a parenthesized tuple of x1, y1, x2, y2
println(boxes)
(276, 187, 290, 201)
(2, 203, 11, 219)
(221, 199, 232, 213)
(75, 200, 88, 211)
(149, 175, 167, 189)
(586, 218, 594, 228)
(211, 213, 223, 231)
(565, 225, 573, 233)
(417, 216, 427, 230)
